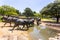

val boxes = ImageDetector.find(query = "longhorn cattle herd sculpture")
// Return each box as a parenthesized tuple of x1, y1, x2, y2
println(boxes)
(1, 15, 41, 31)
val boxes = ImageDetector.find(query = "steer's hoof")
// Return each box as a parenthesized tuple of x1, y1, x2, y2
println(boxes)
(9, 29, 13, 31)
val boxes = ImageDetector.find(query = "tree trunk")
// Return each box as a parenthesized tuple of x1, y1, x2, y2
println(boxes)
(56, 17, 59, 23)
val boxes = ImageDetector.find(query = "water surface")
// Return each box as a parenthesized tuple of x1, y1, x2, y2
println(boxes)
(28, 25, 60, 40)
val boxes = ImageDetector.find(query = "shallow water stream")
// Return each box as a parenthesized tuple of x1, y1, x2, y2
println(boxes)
(28, 25, 60, 40)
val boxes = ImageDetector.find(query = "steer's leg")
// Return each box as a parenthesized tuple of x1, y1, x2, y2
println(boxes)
(10, 22, 11, 27)
(12, 25, 16, 32)
(26, 24, 29, 30)
(17, 25, 21, 30)
(22, 24, 25, 29)
(37, 21, 39, 26)
(12, 24, 17, 30)
(1, 22, 7, 28)
(4, 22, 7, 26)
(2, 22, 7, 28)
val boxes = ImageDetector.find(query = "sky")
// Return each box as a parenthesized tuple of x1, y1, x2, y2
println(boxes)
(0, 0, 54, 13)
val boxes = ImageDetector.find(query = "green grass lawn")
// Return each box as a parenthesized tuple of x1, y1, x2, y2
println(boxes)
(41, 18, 56, 22)
(0, 16, 3, 22)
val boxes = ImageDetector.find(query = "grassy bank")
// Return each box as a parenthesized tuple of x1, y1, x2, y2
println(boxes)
(0, 16, 2, 22)
(41, 18, 56, 22)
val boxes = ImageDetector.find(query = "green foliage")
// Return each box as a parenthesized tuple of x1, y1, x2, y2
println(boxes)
(0, 5, 20, 16)
(16, 10, 21, 15)
(34, 13, 41, 18)
(40, 1, 60, 23)
(40, 3, 54, 17)
(22, 7, 34, 17)
(0, 16, 3, 22)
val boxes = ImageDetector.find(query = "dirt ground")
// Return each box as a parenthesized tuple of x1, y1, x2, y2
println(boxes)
(0, 21, 60, 40)
(0, 22, 31, 40)
(41, 21, 60, 31)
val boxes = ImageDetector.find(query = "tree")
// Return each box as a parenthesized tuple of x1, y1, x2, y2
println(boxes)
(16, 10, 21, 15)
(0, 5, 19, 16)
(22, 7, 34, 17)
(40, 1, 60, 23)
(34, 13, 41, 18)
(33, 11, 36, 14)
